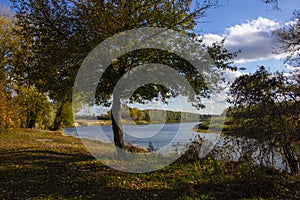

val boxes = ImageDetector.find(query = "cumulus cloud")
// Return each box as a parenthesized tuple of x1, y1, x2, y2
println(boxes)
(204, 17, 283, 64)
(222, 69, 244, 83)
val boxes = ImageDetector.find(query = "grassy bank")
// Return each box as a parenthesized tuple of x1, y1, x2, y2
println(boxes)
(0, 129, 299, 199)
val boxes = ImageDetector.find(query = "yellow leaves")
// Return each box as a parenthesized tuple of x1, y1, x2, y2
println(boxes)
(0, 15, 25, 75)
(107, 174, 170, 191)
(0, 82, 22, 132)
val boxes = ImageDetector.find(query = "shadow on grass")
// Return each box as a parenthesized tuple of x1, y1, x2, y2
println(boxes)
(0, 148, 299, 199)
(0, 148, 177, 199)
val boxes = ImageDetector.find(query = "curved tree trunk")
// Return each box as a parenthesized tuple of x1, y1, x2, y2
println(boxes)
(111, 94, 125, 151)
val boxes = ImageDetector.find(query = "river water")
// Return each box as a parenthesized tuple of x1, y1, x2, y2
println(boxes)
(64, 122, 287, 170)
(64, 122, 219, 152)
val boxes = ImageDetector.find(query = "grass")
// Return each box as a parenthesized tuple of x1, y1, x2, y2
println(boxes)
(0, 129, 299, 199)
(193, 116, 233, 134)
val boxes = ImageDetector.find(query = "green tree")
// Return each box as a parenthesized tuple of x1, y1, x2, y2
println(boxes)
(228, 66, 300, 174)
(0, 6, 54, 130)
(13, 0, 238, 151)
(61, 102, 75, 128)
(12, 0, 80, 130)
(16, 86, 53, 129)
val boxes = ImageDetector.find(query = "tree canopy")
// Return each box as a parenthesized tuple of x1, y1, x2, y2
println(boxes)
(228, 66, 300, 174)
(11, 0, 240, 151)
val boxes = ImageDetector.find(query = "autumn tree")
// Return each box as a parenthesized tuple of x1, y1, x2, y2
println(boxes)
(228, 66, 300, 174)
(11, 0, 80, 130)
(12, 0, 239, 151)
(0, 10, 23, 132)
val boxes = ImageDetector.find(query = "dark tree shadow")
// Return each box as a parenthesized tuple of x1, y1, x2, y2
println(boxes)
(0, 148, 299, 199)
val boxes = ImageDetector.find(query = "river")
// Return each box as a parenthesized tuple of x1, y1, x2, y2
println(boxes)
(64, 122, 219, 153)
(64, 122, 287, 171)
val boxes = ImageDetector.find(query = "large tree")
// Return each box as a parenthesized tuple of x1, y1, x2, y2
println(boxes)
(12, 0, 80, 130)
(74, 0, 237, 151)
(0, 6, 54, 129)
(12, 0, 239, 151)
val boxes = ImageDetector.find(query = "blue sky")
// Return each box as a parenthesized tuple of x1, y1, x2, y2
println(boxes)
(0, 0, 10, 7)
(2, 0, 298, 73)
(199, 0, 299, 34)
(2, 0, 300, 114)
(198, 0, 300, 74)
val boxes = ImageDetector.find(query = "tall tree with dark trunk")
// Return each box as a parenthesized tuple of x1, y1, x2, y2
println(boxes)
(12, 0, 238, 149)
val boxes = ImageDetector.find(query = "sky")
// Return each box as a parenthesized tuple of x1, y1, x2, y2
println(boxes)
(2, 0, 300, 115)
(135, 0, 299, 115)
(199, 0, 300, 73)
(0, 0, 10, 8)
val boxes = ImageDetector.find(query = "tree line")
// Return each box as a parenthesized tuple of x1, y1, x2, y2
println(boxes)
(82, 107, 213, 124)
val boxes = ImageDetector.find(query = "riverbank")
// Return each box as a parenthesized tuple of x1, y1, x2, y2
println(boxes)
(0, 129, 299, 199)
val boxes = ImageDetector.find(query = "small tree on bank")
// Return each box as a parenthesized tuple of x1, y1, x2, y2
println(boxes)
(228, 66, 300, 174)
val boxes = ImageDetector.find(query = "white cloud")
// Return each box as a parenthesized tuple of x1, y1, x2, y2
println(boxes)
(203, 17, 283, 64)
(222, 69, 244, 83)
(285, 18, 299, 27)
(203, 33, 224, 46)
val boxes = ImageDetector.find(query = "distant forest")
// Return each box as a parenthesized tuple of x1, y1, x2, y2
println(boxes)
(77, 107, 215, 124)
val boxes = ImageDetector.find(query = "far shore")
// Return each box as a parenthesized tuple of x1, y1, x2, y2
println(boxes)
(75, 119, 165, 127)
(74, 119, 199, 127)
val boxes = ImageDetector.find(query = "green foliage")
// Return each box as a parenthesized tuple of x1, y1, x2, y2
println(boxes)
(61, 102, 74, 128)
(193, 114, 232, 134)
(228, 66, 300, 174)
(207, 39, 240, 71)
(16, 86, 54, 129)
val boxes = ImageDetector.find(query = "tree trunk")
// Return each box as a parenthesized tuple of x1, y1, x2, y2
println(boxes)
(283, 146, 299, 175)
(26, 110, 36, 129)
(52, 100, 65, 131)
(111, 95, 125, 151)
(27, 117, 36, 129)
